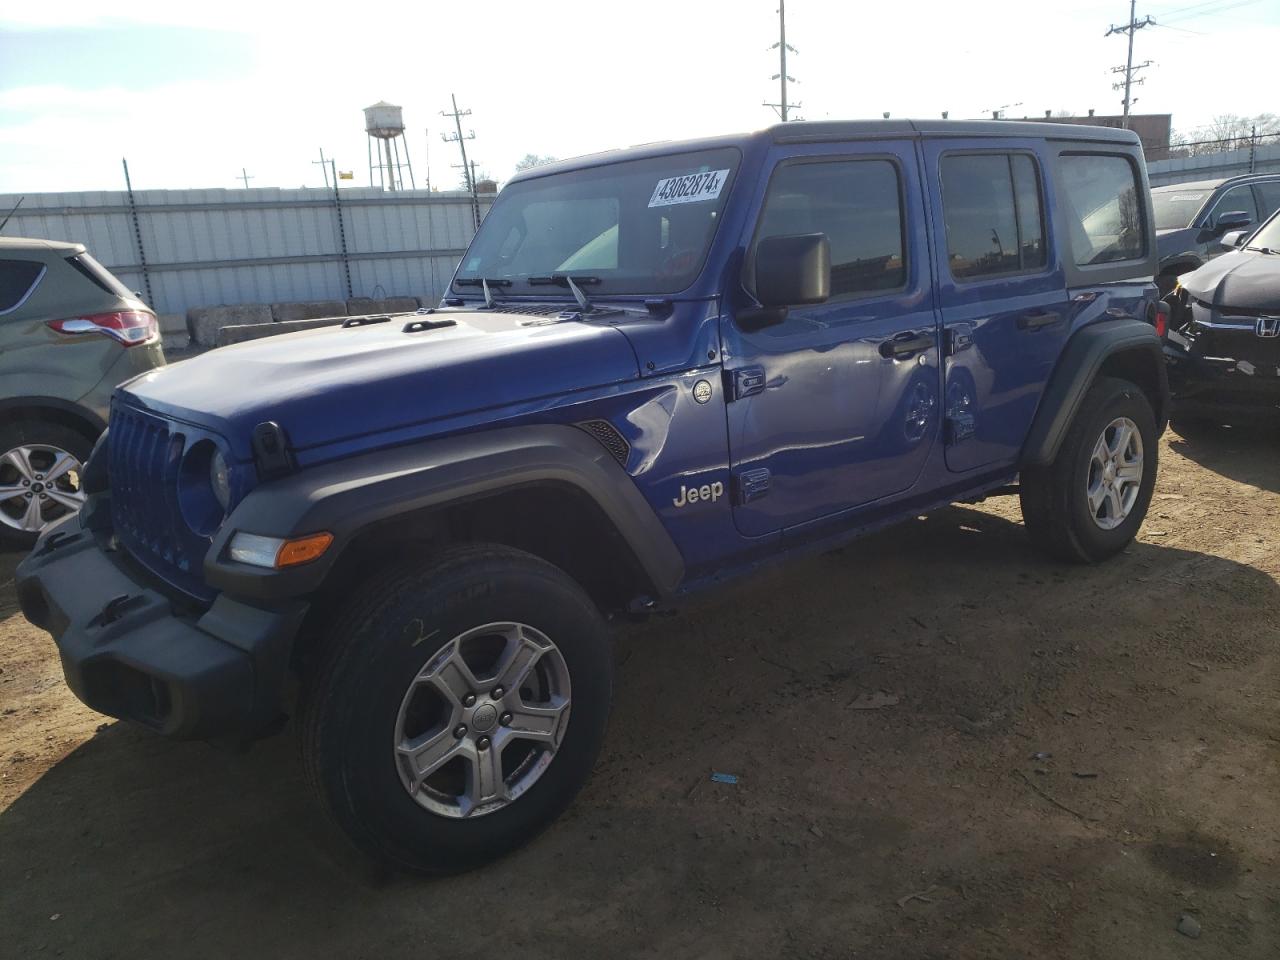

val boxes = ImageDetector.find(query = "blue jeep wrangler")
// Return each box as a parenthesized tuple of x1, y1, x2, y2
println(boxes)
(17, 120, 1167, 875)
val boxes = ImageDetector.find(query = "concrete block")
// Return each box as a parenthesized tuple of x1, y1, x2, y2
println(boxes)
(346, 296, 421, 316)
(157, 313, 187, 335)
(215, 316, 346, 347)
(270, 300, 348, 322)
(187, 303, 273, 347)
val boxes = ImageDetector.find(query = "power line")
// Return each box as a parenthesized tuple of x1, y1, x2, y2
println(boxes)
(763, 0, 800, 122)
(442, 93, 480, 231)
(1105, 1, 1155, 127)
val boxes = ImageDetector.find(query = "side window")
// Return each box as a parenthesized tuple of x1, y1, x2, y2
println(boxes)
(751, 158, 906, 301)
(940, 154, 1046, 281)
(0, 259, 45, 314)
(1256, 182, 1280, 219)
(1210, 184, 1259, 225)
(1058, 154, 1146, 266)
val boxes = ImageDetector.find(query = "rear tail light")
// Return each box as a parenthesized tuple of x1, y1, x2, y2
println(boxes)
(1154, 301, 1170, 339)
(47, 310, 157, 347)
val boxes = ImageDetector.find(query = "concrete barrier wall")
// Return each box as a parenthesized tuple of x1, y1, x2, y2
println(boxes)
(1147, 142, 1280, 185)
(0, 186, 493, 317)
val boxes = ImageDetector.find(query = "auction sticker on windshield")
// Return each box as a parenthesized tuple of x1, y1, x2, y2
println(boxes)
(649, 169, 730, 208)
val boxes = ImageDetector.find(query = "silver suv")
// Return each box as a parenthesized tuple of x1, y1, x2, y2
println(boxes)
(0, 237, 165, 547)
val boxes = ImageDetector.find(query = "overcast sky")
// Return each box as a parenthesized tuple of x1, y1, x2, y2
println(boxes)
(1, 0, 1276, 195)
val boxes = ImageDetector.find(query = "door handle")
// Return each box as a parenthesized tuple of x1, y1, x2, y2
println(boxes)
(1017, 310, 1061, 331)
(879, 333, 934, 359)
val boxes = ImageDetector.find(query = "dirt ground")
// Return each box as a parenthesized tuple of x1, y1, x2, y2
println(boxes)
(1, 423, 1278, 960)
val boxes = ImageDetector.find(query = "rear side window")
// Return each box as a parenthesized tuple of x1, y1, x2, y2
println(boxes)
(0, 259, 45, 313)
(1058, 154, 1146, 266)
(940, 154, 1046, 281)
(750, 158, 906, 301)
(66, 253, 134, 299)
(1257, 181, 1280, 219)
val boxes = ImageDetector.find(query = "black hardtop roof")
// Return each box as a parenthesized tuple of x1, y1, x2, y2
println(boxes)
(507, 119, 1141, 185)
(768, 118, 1142, 145)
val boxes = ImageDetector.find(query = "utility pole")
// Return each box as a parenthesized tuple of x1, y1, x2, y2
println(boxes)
(1249, 123, 1258, 173)
(313, 148, 330, 189)
(1106, 0, 1155, 128)
(763, 0, 799, 122)
(237, 167, 255, 189)
(423, 128, 432, 191)
(442, 93, 480, 230)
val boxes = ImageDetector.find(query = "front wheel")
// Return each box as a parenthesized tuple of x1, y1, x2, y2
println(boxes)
(1020, 376, 1158, 563)
(298, 544, 613, 875)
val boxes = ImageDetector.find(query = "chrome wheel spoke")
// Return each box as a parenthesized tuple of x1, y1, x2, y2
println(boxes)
(42, 451, 79, 484)
(1088, 480, 1107, 514)
(0, 484, 25, 501)
(418, 639, 482, 707)
(492, 626, 548, 695)
(46, 488, 86, 512)
(462, 742, 507, 815)
(503, 697, 570, 745)
(1115, 460, 1142, 482)
(20, 495, 43, 531)
(398, 729, 464, 788)
(1, 447, 35, 482)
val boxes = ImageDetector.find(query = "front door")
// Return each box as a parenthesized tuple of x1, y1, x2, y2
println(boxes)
(721, 141, 940, 538)
(921, 142, 1071, 473)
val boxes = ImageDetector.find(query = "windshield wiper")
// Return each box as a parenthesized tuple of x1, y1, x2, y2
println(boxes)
(527, 274, 600, 312)
(1244, 246, 1277, 255)
(454, 276, 513, 308)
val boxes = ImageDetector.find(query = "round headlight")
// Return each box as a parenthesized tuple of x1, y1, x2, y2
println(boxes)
(210, 450, 231, 511)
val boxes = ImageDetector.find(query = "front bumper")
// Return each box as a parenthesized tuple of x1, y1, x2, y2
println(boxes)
(1165, 340, 1280, 417)
(16, 514, 306, 740)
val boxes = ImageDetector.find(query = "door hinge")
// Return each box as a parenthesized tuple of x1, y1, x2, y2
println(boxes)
(735, 467, 771, 504)
(726, 365, 766, 401)
(946, 323, 974, 356)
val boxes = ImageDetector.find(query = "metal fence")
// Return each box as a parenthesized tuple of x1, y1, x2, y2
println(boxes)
(0, 186, 492, 318)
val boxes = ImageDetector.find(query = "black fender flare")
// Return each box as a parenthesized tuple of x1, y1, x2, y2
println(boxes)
(203, 424, 685, 602)
(1020, 318, 1169, 468)
(0, 396, 106, 435)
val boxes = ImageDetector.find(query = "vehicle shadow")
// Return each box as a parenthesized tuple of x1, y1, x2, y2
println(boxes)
(1, 508, 1277, 958)
(1167, 420, 1280, 494)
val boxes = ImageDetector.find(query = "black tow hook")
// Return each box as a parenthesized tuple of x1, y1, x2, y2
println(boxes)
(89, 593, 146, 629)
(33, 530, 76, 558)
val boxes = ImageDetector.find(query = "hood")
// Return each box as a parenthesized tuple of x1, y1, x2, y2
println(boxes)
(1155, 226, 1200, 262)
(1179, 250, 1280, 313)
(120, 309, 640, 460)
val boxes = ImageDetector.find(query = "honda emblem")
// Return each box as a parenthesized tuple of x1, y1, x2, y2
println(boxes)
(1257, 316, 1280, 338)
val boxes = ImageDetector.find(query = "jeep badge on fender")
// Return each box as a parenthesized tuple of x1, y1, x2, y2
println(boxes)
(672, 480, 725, 508)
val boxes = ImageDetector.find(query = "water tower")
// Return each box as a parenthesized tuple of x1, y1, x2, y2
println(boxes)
(364, 101, 416, 191)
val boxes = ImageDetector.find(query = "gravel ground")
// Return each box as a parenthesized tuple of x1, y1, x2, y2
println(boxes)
(1, 423, 1277, 959)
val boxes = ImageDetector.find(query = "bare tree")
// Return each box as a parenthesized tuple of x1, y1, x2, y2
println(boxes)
(514, 154, 558, 173)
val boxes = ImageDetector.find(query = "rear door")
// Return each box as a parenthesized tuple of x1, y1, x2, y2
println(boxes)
(921, 140, 1070, 473)
(721, 140, 940, 537)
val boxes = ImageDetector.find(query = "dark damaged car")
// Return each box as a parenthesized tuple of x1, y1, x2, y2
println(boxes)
(1164, 209, 1280, 424)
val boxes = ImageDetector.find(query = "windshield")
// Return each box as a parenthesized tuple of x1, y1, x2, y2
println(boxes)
(1151, 188, 1210, 231)
(454, 147, 740, 296)
(1249, 211, 1280, 251)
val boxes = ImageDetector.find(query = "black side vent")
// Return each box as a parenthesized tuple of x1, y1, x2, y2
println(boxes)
(576, 420, 630, 466)
(495, 304, 571, 317)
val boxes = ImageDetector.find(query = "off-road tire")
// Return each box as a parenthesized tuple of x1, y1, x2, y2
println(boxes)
(0, 419, 95, 550)
(298, 543, 612, 876)
(1020, 376, 1158, 563)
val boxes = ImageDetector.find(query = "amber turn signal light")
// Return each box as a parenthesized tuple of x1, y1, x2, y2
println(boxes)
(276, 532, 335, 568)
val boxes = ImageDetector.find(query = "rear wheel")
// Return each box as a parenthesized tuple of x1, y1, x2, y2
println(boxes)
(1020, 377, 1158, 563)
(0, 420, 93, 550)
(299, 543, 613, 875)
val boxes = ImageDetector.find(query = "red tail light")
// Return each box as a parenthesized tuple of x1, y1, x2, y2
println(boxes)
(1154, 301, 1170, 339)
(47, 310, 158, 347)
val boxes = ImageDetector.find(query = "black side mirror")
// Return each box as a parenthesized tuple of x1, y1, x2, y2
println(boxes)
(755, 233, 831, 308)
(1212, 210, 1251, 235)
